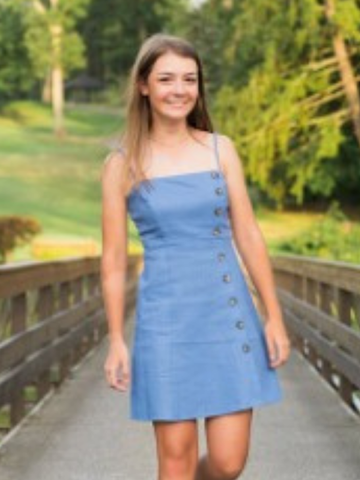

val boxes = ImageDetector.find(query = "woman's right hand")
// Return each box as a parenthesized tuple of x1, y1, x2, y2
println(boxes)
(104, 338, 130, 392)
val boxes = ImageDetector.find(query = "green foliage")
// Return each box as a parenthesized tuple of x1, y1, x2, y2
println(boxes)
(23, 0, 90, 79)
(78, 0, 190, 84)
(0, 3, 35, 101)
(0, 215, 42, 263)
(278, 201, 360, 264)
(196, 0, 360, 207)
(186, 0, 237, 96)
(333, 0, 360, 41)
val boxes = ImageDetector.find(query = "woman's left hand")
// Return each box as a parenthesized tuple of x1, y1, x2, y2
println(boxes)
(263, 318, 291, 368)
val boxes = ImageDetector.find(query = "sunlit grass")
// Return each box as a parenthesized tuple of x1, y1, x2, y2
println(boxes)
(0, 100, 144, 261)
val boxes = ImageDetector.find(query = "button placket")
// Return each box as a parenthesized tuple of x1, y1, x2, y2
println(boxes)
(220, 260, 249, 342)
(210, 169, 251, 356)
(211, 171, 223, 238)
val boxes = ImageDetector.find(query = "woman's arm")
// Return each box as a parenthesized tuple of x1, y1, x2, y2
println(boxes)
(218, 134, 291, 367)
(101, 151, 130, 390)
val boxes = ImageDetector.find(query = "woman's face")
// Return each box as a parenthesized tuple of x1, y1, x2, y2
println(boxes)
(139, 51, 199, 122)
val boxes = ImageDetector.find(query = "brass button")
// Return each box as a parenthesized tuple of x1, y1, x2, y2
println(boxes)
(242, 343, 251, 353)
(214, 207, 223, 216)
(215, 187, 224, 195)
(236, 320, 245, 329)
(211, 171, 220, 179)
(217, 252, 226, 262)
(228, 297, 238, 306)
(223, 274, 231, 283)
(213, 226, 221, 236)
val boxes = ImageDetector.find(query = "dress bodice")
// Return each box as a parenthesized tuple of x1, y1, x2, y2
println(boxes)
(126, 133, 232, 251)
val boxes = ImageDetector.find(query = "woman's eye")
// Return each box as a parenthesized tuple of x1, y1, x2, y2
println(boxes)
(158, 78, 197, 83)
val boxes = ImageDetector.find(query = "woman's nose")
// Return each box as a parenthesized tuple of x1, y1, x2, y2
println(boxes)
(172, 80, 186, 94)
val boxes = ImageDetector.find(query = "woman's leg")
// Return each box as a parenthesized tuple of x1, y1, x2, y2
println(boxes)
(195, 409, 253, 480)
(153, 418, 199, 480)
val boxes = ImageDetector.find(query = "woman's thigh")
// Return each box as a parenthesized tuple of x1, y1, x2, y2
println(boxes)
(204, 409, 254, 473)
(152, 419, 199, 472)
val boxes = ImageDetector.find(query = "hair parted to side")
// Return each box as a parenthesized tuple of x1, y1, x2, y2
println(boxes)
(117, 32, 214, 197)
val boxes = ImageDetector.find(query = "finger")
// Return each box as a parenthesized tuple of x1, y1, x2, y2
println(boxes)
(105, 369, 122, 389)
(265, 336, 278, 365)
(118, 365, 131, 390)
(110, 367, 130, 391)
(271, 343, 290, 368)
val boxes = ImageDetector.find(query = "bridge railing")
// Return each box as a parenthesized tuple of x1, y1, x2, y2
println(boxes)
(271, 254, 360, 415)
(0, 254, 142, 436)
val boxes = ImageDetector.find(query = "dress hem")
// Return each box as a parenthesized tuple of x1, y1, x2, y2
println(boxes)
(130, 390, 283, 422)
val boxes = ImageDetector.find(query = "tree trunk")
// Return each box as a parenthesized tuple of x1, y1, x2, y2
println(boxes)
(42, 71, 52, 103)
(325, 0, 360, 146)
(52, 65, 65, 138)
(50, 23, 65, 138)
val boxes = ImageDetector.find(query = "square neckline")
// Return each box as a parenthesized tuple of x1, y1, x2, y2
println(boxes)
(126, 131, 224, 196)
(136, 131, 222, 181)
(143, 169, 224, 182)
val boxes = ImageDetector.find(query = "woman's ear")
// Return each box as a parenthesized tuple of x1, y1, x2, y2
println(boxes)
(138, 79, 149, 96)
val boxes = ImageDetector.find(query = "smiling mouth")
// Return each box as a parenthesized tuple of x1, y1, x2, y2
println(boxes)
(166, 101, 188, 108)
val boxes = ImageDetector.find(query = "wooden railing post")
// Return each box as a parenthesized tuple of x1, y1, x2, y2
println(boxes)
(9, 293, 27, 426)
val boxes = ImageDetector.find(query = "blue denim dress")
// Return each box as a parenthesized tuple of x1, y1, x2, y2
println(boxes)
(126, 132, 283, 421)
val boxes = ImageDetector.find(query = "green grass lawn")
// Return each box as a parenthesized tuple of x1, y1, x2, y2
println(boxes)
(0, 100, 144, 260)
(0, 99, 347, 262)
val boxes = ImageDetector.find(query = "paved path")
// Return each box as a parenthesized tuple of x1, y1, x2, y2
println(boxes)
(0, 315, 359, 480)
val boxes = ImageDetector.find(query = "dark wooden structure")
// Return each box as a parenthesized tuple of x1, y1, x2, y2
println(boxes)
(65, 73, 104, 102)
(0, 255, 141, 434)
(272, 254, 360, 414)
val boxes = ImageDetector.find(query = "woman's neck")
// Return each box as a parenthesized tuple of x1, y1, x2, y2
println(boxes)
(149, 121, 193, 146)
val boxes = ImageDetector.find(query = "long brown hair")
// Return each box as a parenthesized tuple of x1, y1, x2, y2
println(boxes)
(118, 33, 214, 196)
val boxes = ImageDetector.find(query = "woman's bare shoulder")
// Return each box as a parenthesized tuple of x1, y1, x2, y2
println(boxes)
(213, 132, 243, 176)
(215, 132, 235, 150)
(101, 148, 127, 190)
(103, 146, 126, 166)
(191, 128, 234, 151)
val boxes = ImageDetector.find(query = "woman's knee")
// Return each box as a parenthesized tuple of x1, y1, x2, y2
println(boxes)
(153, 420, 198, 478)
(207, 452, 249, 479)
(204, 409, 253, 479)
(162, 450, 196, 477)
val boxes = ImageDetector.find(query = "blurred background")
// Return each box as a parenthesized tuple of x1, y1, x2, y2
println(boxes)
(1, 0, 360, 460)
(0, 0, 359, 264)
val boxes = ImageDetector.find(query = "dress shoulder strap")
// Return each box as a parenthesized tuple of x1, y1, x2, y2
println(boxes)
(117, 144, 126, 155)
(116, 143, 136, 181)
(212, 131, 221, 172)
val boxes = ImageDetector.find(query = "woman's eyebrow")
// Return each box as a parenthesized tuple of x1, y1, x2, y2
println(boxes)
(156, 71, 198, 76)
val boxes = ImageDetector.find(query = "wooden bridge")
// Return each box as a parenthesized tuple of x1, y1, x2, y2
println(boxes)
(0, 254, 359, 479)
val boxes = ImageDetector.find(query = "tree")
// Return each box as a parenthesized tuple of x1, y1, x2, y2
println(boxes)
(13, 0, 90, 137)
(208, 0, 360, 207)
(0, 216, 41, 264)
(78, 0, 190, 84)
(0, 3, 34, 102)
(324, 0, 360, 145)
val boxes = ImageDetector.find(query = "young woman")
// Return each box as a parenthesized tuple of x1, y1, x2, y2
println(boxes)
(101, 33, 291, 480)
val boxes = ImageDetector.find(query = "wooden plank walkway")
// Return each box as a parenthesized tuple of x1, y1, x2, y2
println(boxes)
(0, 315, 359, 480)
